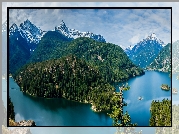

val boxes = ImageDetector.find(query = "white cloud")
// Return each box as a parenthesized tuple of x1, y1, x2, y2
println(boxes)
(129, 34, 140, 45)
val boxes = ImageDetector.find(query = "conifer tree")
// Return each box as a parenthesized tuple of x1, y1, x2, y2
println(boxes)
(109, 86, 137, 126)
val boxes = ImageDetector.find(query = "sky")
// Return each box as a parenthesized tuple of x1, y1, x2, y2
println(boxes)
(6, 7, 171, 49)
(2, 2, 179, 134)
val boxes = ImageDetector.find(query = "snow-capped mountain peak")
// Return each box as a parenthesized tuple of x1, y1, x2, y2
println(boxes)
(151, 33, 156, 38)
(9, 23, 18, 33)
(19, 19, 43, 44)
(125, 33, 164, 68)
(9, 19, 44, 45)
(9, 19, 44, 52)
(145, 33, 164, 45)
(55, 20, 106, 42)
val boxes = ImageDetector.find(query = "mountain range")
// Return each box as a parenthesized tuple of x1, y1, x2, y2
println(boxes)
(8, 19, 107, 74)
(125, 33, 164, 68)
(8, 19, 170, 76)
(55, 20, 106, 43)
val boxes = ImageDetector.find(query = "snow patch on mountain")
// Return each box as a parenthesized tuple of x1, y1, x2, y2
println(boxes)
(124, 33, 165, 68)
(55, 20, 106, 42)
(9, 19, 44, 45)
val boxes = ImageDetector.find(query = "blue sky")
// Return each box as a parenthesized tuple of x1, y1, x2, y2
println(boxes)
(7, 8, 171, 49)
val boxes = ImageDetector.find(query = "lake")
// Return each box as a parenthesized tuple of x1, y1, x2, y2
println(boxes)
(8, 71, 171, 126)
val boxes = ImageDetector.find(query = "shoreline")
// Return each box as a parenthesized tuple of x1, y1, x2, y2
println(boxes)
(21, 88, 106, 112)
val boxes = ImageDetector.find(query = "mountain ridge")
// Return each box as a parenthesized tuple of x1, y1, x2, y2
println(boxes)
(125, 33, 164, 68)
(55, 20, 106, 43)
(146, 43, 171, 72)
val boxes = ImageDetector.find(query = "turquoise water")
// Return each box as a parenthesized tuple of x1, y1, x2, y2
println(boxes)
(115, 71, 171, 126)
(8, 71, 171, 126)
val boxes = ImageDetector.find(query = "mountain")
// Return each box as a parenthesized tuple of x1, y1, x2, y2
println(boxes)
(65, 37, 145, 83)
(125, 33, 164, 68)
(28, 31, 71, 63)
(55, 20, 106, 43)
(9, 19, 44, 74)
(146, 43, 171, 72)
(27, 36, 144, 83)
(172, 40, 179, 73)
(9, 19, 44, 51)
(9, 24, 31, 74)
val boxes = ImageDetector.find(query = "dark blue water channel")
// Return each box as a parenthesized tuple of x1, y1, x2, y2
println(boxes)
(8, 71, 171, 126)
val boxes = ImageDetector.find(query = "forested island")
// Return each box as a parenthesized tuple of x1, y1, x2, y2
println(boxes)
(161, 84, 170, 91)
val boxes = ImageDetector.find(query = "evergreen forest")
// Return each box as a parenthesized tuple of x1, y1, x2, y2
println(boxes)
(149, 99, 171, 126)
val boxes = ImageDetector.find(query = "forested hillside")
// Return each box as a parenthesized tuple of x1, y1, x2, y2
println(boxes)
(9, 27, 31, 74)
(147, 43, 171, 72)
(28, 36, 144, 83)
(29, 31, 72, 63)
(14, 55, 115, 111)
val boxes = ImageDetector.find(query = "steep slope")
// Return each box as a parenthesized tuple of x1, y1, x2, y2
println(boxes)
(9, 19, 44, 75)
(64, 37, 145, 83)
(28, 31, 72, 63)
(147, 43, 171, 72)
(55, 20, 106, 42)
(9, 19, 44, 51)
(28, 36, 144, 83)
(125, 33, 164, 68)
(14, 55, 115, 111)
(9, 24, 31, 74)
(172, 40, 179, 73)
